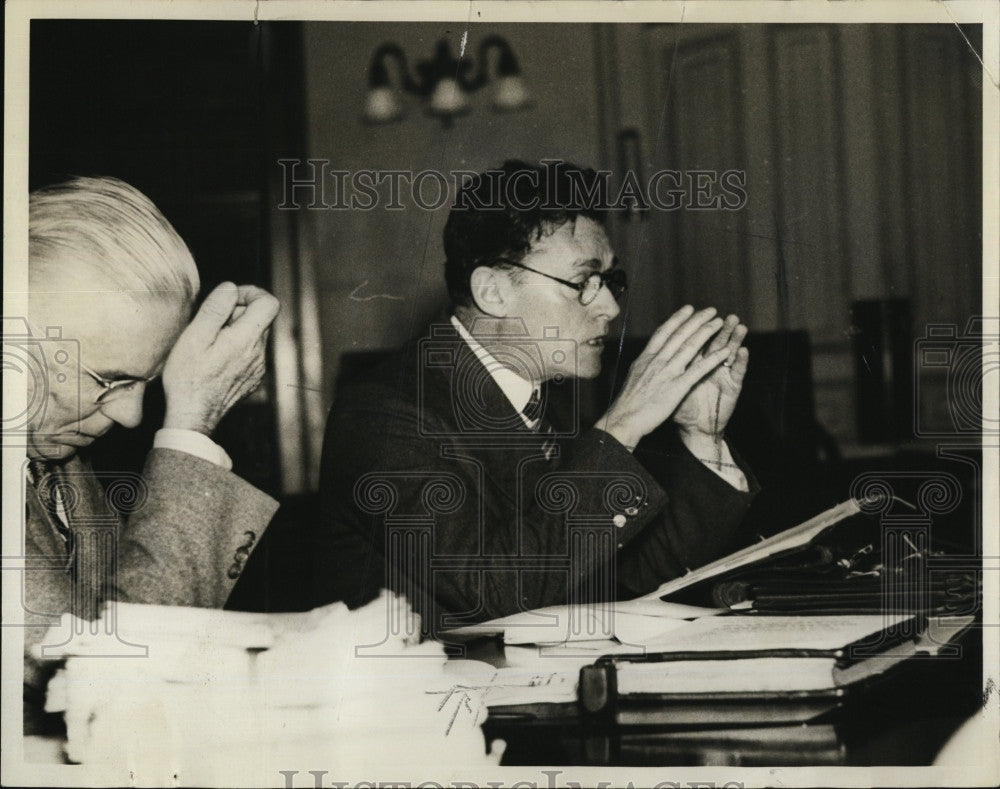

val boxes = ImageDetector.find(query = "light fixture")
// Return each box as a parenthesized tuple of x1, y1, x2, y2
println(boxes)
(363, 36, 531, 127)
(488, 40, 530, 112)
(362, 43, 408, 124)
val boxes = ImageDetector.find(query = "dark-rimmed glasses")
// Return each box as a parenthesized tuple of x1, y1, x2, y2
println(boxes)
(498, 260, 628, 306)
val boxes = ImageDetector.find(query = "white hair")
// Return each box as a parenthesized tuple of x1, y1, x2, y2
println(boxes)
(29, 176, 200, 305)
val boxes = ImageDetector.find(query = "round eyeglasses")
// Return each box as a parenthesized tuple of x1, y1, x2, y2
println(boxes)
(26, 320, 158, 405)
(499, 260, 628, 306)
(81, 362, 158, 404)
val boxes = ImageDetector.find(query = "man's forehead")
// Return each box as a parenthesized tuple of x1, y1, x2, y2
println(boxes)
(527, 217, 612, 260)
(31, 287, 187, 352)
(32, 285, 181, 316)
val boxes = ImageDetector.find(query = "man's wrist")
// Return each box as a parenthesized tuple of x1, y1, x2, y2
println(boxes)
(596, 413, 641, 453)
(154, 428, 233, 470)
(677, 427, 725, 458)
(162, 408, 215, 437)
(678, 429, 749, 492)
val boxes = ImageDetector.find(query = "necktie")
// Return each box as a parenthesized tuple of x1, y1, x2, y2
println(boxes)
(523, 387, 544, 423)
(28, 459, 75, 554)
(522, 388, 557, 460)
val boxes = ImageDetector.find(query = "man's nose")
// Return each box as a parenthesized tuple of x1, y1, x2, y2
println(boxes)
(98, 387, 146, 429)
(592, 282, 622, 321)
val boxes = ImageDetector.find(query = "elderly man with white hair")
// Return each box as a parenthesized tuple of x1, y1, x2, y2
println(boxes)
(20, 176, 281, 732)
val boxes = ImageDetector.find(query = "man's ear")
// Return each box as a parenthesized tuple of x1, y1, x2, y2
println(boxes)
(469, 266, 510, 317)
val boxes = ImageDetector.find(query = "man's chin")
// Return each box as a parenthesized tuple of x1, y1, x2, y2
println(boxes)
(574, 362, 603, 380)
(27, 435, 92, 461)
(548, 365, 602, 382)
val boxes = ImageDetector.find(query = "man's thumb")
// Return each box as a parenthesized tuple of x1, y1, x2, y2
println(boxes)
(190, 282, 239, 337)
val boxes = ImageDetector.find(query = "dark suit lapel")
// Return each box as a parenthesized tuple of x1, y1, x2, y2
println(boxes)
(419, 325, 533, 436)
(457, 337, 532, 432)
(445, 330, 563, 470)
(405, 322, 561, 481)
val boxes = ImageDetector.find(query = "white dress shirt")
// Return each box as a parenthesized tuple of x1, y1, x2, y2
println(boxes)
(450, 315, 538, 429)
(450, 315, 748, 491)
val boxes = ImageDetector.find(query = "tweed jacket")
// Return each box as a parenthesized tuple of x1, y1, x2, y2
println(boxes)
(21, 447, 279, 730)
(318, 322, 756, 635)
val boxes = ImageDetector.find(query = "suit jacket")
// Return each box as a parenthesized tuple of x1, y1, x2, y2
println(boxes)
(318, 323, 756, 636)
(21, 447, 279, 732)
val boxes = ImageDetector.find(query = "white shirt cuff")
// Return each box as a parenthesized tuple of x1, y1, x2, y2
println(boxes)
(153, 428, 233, 471)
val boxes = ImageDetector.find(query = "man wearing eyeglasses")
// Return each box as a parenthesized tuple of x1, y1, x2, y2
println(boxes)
(317, 160, 754, 636)
(20, 177, 281, 731)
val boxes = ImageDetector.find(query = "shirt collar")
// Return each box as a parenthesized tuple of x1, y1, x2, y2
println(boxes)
(450, 315, 537, 417)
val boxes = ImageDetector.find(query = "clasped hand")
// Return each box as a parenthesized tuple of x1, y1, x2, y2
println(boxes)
(599, 305, 749, 451)
(162, 282, 281, 436)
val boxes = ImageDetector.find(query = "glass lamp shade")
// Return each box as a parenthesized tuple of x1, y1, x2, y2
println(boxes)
(428, 78, 470, 117)
(493, 74, 530, 112)
(364, 86, 404, 123)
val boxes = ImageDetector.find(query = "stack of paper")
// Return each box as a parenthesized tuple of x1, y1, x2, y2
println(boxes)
(42, 593, 501, 785)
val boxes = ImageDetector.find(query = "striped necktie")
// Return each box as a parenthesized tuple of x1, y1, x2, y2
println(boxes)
(523, 387, 544, 424)
(27, 459, 75, 552)
(522, 388, 557, 460)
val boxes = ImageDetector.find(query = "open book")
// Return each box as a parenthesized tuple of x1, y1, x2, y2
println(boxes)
(596, 613, 978, 696)
(638, 498, 864, 602)
(443, 499, 866, 645)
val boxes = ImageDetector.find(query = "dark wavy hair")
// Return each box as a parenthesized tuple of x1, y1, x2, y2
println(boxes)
(443, 159, 608, 307)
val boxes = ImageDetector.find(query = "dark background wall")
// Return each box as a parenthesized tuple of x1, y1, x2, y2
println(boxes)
(30, 20, 304, 496)
(297, 22, 982, 466)
(29, 21, 985, 513)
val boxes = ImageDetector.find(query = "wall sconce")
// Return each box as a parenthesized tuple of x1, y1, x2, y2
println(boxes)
(363, 36, 531, 127)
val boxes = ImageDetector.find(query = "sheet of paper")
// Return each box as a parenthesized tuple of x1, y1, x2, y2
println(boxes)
(503, 639, 641, 671)
(637, 613, 914, 654)
(438, 658, 579, 706)
(43, 595, 498, 779)
(443, 598, 721, 643)
(611, 614, 692, 647)
(637, 499, 863, 601)
(37, 600, 363, 657)
(616, 657, 839, 695)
